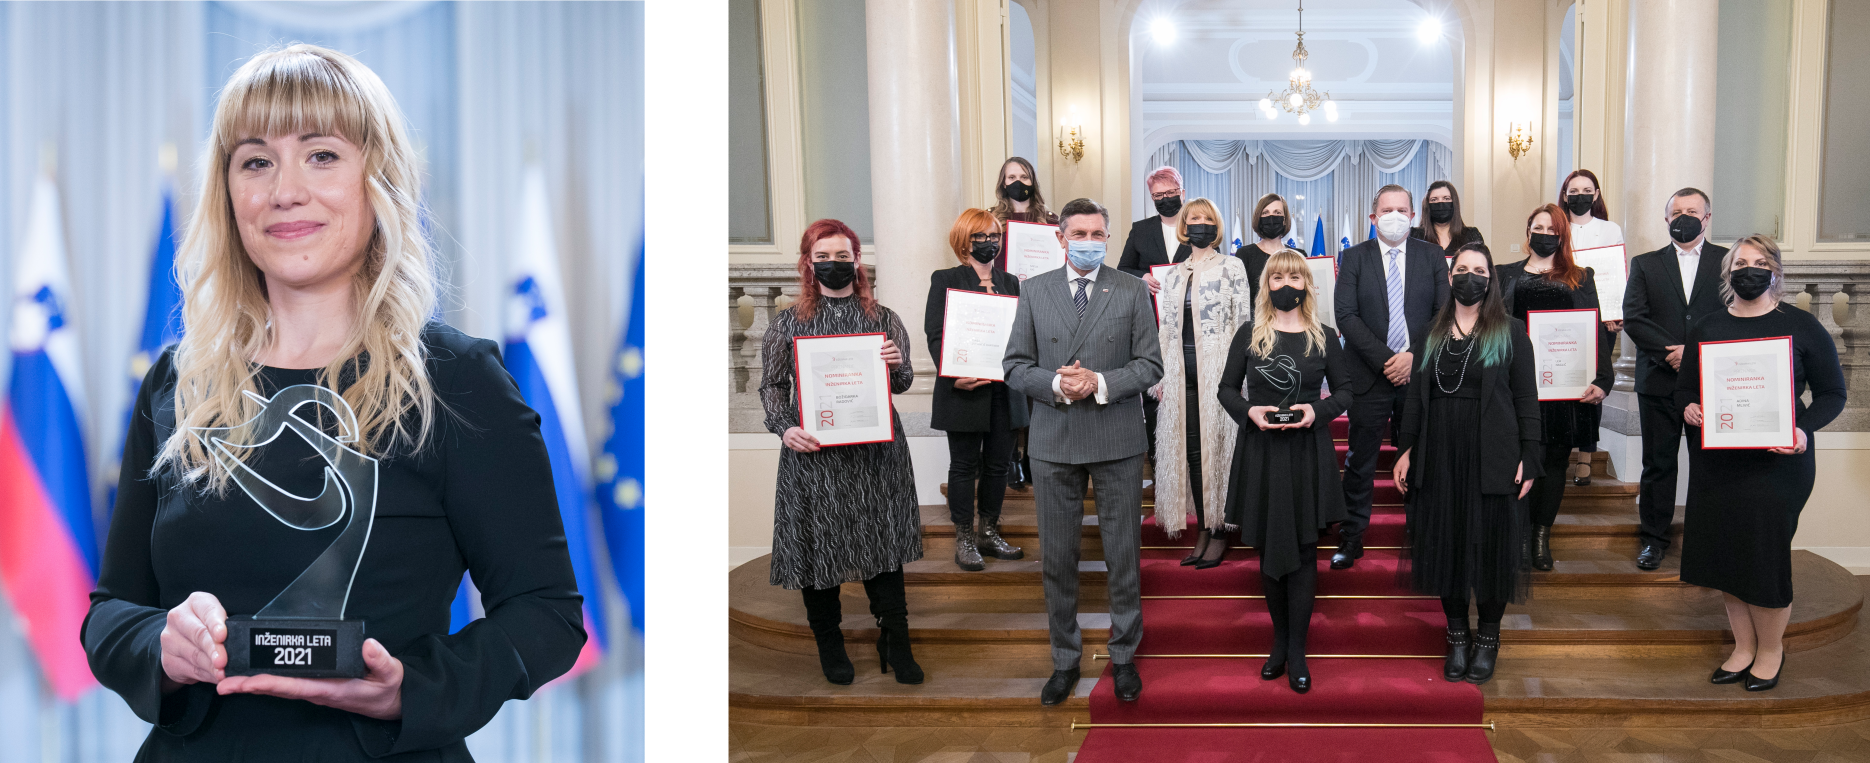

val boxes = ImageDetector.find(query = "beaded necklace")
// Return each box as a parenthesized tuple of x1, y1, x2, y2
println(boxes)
(1434, 322, 1477, 394)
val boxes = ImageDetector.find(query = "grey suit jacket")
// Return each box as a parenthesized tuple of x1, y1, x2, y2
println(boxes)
(1003, 264, 1164, 464)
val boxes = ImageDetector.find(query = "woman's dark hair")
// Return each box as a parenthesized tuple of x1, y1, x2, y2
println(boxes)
(1423, 242, 1515, 368)
(793, 218, 878, 322)
(1525, 203, 1584, 290)
(1420, 180, 1468, 240)
(990, 156, 1050, 221)
(1560, 169, 1610, 221)
(1251, 193, 1290, 240)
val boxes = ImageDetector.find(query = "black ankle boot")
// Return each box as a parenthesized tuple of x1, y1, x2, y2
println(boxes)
(1443, 618, 1471, 682)
(1532, 525, 1554, 571)
(863, 571, 923, 684)
(1465, 622, 1500, 685)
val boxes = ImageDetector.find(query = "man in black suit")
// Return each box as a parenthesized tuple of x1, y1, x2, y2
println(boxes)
(1116, 166, 1192, 459)
(1620, 187, 1726, 571)
(1333, 185, 1449, 569)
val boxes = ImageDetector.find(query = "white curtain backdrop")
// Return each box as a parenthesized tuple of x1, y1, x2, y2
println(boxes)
(1144, 139, 1455, 258)
(0, 3, 643, 761)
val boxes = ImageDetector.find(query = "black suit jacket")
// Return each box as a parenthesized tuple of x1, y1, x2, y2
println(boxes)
(925, 265, 1030, 432)
(1495, 260, 1617, 394)
(1622, 242, 1730, 396)
(1334, 237, 1450, 392)
(1398, 321, 1545, 495)
(1117, 215, 1192, 277)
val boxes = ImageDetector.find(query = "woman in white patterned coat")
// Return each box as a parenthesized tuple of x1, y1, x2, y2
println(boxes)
(1151, 197, 1256, 567)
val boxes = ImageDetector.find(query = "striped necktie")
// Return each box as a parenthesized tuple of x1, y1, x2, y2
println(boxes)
(1386, 249, 1409, 353)
(1074, 278, 1090, 319)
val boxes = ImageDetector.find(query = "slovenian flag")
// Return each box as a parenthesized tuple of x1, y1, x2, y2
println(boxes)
(595, 232, 644, 632)
(0, 175, 99, 700)
(1310, 216, 1328, 257)
(501, 165, 607, 675)
(108, 187, 185, 519)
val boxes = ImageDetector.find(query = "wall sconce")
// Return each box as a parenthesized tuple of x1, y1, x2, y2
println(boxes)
(1506, 121, 1533, 161)
(1057, 108, 1085, 163)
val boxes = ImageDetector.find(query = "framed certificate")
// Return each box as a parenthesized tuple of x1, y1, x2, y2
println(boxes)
(1570, 244, 1628, 321)
(793, 332, 895, 446)
(1698, 335, 1796, 450)
(1149, 264, 1176, 323)
(1006, 220, 1065, 282)
(1526, 309, 1598, 401)
(1306, 255, 1338, 329)
(938, 289, 1020, 380)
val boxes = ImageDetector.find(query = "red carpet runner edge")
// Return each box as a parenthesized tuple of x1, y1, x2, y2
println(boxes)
(1072, 416, 1499, 762)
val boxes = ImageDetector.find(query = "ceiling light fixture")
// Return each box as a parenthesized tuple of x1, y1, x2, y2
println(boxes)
(1264, 1, 1335, 125)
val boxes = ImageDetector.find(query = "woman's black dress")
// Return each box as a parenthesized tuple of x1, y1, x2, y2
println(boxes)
(1402, 334, 1532, 604)
(83, 324, 587, 761)
(1503, 268, 1613, 450)
(1675, 306, 1847, 608)
(1217, 326, 1352, 580)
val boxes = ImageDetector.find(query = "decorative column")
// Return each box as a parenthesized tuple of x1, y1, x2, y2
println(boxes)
(866, 0, 964, 392)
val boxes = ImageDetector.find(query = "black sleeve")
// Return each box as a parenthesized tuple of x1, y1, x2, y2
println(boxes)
(1217, 324, 1254, 425)
(760, 314, 800, 436)
(1468, 228, 1485, 245)
(1622, 258, 1673, 354)
(1797, 311, 1849, 436)
(1577, 269, 1616, 392)
(1311, 328, 1354, 423)
(83, 348, 220, 735)
(1674, 320, 1704, 414)
(1509, 328, 1546, 478)
(1335, 253, 1393, 371)
(925, 274, 948, 366)
(350, 339, 588, 756)
(1427, 247, 1451, 336)
(1118, 223, 1147, 277)
(1397, 376, 1423, 454)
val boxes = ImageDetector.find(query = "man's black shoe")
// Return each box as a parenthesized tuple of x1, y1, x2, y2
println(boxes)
(1330, 534, 1364, 570)
(1112, 662, 1142, 702)
(1040, 668, 1080, 706)
(1636, 544, 1665, 571)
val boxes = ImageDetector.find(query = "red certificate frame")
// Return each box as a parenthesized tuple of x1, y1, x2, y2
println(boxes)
(1149, 264, 1176, 324)
(938, 288, 1020, 380)
(1525, 308, 1599, 401)
(793, 332, 896, 447)
(1697, 335, 1797, 450)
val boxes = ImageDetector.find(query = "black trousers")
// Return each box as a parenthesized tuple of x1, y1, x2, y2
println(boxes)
(1441, 596, 1507, 625)
(1185, 374, 1206, 527)
(1340, 379, 1406, 539)
(946, 390, 1014, 527)
(1636, 392, 1683, 549)
(1143, 394, 1160, 459)
(1527, 441, 1571, 527)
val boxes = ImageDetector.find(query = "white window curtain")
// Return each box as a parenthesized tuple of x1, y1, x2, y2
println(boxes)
(1144, 139, 1454, 258)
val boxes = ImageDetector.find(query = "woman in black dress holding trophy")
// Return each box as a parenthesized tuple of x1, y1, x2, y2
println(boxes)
(1393, 243, 1542, 686)
(1678, 235, 1846, 692)
(83, 46, 587, 760)
(1218, 249, 1352, 694)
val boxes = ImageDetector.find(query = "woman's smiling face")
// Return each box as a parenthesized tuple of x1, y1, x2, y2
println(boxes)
(227, 131, 376, 291)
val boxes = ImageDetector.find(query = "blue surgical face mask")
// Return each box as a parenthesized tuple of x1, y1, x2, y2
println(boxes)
(1066, 239, 1106, 271)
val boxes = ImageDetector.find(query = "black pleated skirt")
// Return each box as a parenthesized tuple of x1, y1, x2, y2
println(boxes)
(1403, 396, 1531, 604)
(1225, 423, 1346, 580)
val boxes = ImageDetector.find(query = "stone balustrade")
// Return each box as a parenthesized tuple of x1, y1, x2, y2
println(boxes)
(728, 263, 873, 433)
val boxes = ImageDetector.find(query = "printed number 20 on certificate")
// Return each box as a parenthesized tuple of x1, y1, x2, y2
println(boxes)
(794, 332, 895, 446)
(1698, 335, 1796, 450)
(1526, 309, 1598, 401)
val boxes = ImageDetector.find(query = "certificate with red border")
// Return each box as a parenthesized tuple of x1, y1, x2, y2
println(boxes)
(938, 289, 1020, 380)
(1698, 335, 1796, 450)
(1006, 220, 1065, 282)
(1149, 264, 1176, 324)
(1570, 244, 1628, 321)
(1306, 255, 1339, 330)
(793, 332, 894, 446)
(1526, 309, 1598, 401)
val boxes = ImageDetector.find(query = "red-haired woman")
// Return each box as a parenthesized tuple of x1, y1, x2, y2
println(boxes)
(760, 219, 923, 686)
(926, 209, 1029, 571)
(1495, 204, 1615, 570)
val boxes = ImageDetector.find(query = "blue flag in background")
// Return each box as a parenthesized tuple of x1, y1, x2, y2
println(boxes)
(1367, 222, 1377, 242)
(596, 234, 645, 632)
(109, 188, 184, 518)
(1310, 216, 1327, 257)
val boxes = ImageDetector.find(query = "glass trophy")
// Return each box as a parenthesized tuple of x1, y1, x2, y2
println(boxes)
(191, 385, 377, 679)
(1257, 355, 1306, 425)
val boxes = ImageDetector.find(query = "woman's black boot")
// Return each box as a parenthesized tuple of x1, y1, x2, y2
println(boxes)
(1531, 525, 1554, 571)
(863, 570, 923, 684)
(1444, 617, 1472, 682)
(1465, 622, 1500, 685)
(801, 587, 853, 685)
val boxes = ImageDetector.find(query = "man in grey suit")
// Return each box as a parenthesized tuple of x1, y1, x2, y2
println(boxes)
(1003, 198, 1164, 706)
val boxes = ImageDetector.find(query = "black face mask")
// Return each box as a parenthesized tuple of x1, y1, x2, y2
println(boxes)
(1451, 272, 1490, 306)
(1670, 213, 1703, 244)
(1427, 202, 1455, 224)
(1185, 223, 1218, 250)
(813, 260, 856, 290)
(1256, 214, 1288, 240)
(1269, 285, 1307, 312)
(1565, 194, 1595, 217)
(969, 240, 1000, 264)
(1529, 232, 1562, 257)
(1003, 181, 1032, 202)
(1154, 195, 1183, 218)
(1730, 266, 1774, 301)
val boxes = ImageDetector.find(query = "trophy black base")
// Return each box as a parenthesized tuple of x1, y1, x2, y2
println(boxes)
(1268, 408, 1304, 425)
(225, 616, 368, 678)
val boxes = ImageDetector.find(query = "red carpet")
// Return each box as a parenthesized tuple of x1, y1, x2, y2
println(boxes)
(1073, 418, 1497, 762)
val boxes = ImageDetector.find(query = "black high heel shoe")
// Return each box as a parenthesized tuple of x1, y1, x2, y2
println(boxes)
(1287, 659, 1311, 694)
(1181, 529, 1211, 566)
(1711, 660, 1753, 685)
(1260, 654, 1287, 680)
(1744, 654, 1783, 692)
(875, 626, 924, 684)
(1194, 531, 1231, 570)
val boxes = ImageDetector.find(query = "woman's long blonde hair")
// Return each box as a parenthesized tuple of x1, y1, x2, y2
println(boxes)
(1248, 250, 1327, 358)
(155, 44, 439, 492)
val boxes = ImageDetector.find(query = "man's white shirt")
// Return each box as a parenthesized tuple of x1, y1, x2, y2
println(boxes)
(1674, 239, 1704, 303)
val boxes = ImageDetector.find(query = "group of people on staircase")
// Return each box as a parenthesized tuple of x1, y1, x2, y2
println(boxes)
(755, 156, 1846, 705)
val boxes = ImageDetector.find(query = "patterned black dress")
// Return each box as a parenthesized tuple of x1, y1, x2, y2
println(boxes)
(760, 295, 922, 590)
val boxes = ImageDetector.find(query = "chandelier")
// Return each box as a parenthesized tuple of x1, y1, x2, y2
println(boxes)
(1259, 1, 1337, 125)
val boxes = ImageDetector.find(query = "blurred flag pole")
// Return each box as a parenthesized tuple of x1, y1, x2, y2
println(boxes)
(595, 229, 644, 633)
(0, 158, 100, 701)
(109, 144, 186, 520)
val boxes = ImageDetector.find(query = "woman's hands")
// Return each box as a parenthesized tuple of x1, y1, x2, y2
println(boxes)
(1393, 449, 1412, 495)
(1579, 384, 1607, 405)
(1767, 427, 1809, 455)
(1247, 406, 1280, 430)
(1289, 403, 1316, 429)
(782, 427, 821, 453)
(1516, 462, 1533, 499)
(880, 340, 902, 367)
(953, 377, 989, 391)
(161, 592, 228, 692)
(217, 638, 405, 721)
(1148, 384, 1162, 401)
(1604, 320, 1623, 333)
(1684, 403, 1703, 427)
